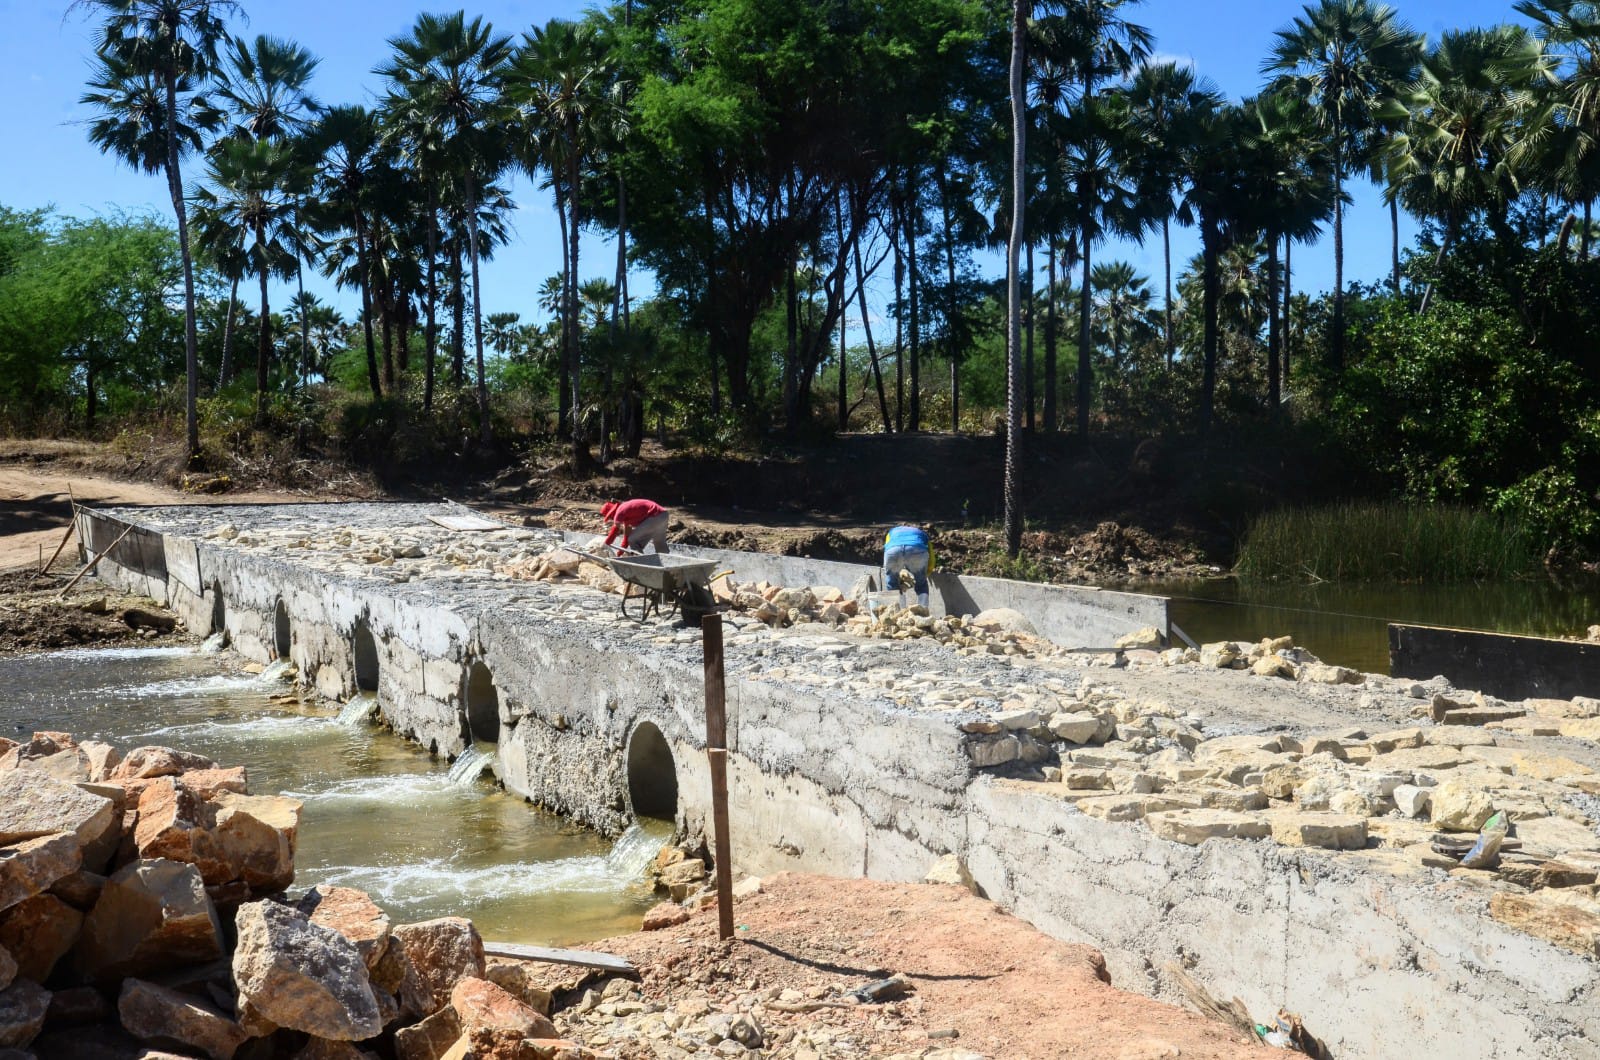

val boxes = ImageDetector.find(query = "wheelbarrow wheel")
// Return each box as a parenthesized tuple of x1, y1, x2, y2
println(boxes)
(680, 581, 717, 624)
(620, 583, 662, 622)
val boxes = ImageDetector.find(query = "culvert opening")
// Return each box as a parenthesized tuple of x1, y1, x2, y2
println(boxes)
(464, 660, 500, 744)
(352, 621, 379, 693)
(209, 583, 227, 635)
(273, 599, 291, 660)
(626, 721, 678, 821)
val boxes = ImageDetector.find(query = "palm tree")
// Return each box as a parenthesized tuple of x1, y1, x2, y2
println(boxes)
(306, 105, 386, 399)
(379, 12, 514, 447)
(485, 312, 523, 358)
(1383, 27, 1551, 312)
(1004, 0, 1027, 559)
(1127, 62, 1222, 367)
(1515, 0, 1600, 258)
(75, 0, 238, 461)
(506, 19, 614, 468)
(1265, 0, 1421, 371)
(1090, 261, 1153, 370)
(190, 137, 299, 424)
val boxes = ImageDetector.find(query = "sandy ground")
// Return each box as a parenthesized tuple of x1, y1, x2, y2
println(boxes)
(554, 872, 1277, 1059)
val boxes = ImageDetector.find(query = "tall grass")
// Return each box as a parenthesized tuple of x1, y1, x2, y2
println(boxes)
(1237, 502, 1540, 583)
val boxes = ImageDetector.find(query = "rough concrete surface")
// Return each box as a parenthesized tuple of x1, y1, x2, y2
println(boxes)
(79, 502, 1600, 1058)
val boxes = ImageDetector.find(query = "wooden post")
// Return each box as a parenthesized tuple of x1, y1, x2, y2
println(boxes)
(701, 612, 735, 941)
(58, 520, 135, 598)
(31, 517, 78, 584)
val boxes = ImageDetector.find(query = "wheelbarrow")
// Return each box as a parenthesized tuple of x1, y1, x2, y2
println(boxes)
(603, 552, 722, 623)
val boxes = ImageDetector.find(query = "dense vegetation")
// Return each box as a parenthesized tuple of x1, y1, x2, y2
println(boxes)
(4, 0, 1600, 568)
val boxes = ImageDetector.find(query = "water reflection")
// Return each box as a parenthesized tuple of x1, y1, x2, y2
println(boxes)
(0, 646, 668, 945)
(1122, 577, 1600, 674)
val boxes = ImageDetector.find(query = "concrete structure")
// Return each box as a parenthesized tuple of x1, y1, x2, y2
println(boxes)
(555, 527, 1170, 648)
(77, 503, 1599, 1058)
(1392, 622, 1600, 701)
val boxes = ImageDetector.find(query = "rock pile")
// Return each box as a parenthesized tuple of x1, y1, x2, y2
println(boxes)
(0, 733, 595, 1059)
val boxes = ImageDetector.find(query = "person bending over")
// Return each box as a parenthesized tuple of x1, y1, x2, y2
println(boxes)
(882, 524, 934, 608)
(601, 499, 671, 554)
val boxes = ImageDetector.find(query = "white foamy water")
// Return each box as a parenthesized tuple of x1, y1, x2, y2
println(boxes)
(284, 772, 460, 805)
(605, 821, 669, 878)
(337, 694, 376, 726)
(447, 744, 496, 786)
(41, 645, 193, 661)
(135, 714, 333, 744)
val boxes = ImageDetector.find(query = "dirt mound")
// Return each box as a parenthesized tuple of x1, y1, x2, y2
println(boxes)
(0, 572, 189, 655)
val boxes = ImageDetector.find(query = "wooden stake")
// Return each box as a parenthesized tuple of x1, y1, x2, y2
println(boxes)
(701, 612, 735, 941)
(32, 517, 78, 584)
(57, 520, 135, 598)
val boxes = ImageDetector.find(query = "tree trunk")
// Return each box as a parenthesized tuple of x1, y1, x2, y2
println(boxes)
(1163, 215, 1174, 367)
(893, 194, 904, 432)
(785, 252, 799, 430)
(356, 218, 381, 400)
(450, 242, 465, 388)
(255, 230, 271, 427)
(850, 189, 892, 433)
(295, 221, 310, 387)
(1003, 0, 1027, 558)
(1044, 243, 1057, 432)
(1283, 238, 1292, 385)
(424, 194, 439, 412)
(567, 130, 588, 469)
(907, 169, 921, 432)
(1024, 241, 1035, 431)
(163, 70, 200, 462)
(1267, 236, 1281, 413)
(1585, 199, 1593, 261)
(835, 195, 849, 432)
(937, 166, 961, 433)
(466, 175, 491, 447)
(1200, 220, 1220, 434)
(1076, 207, 1093, 437)
(220, 275, 238, 386)
(1418, 219, 1455, 316)
(85, 358, 97, 435)
(1390, 196, 1401, 293)
(1331, 142, 1345, 372)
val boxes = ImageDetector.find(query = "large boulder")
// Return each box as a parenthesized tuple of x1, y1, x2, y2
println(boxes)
(0, 834, 81, 913)
(969, 608, 1036, 636)
(0, 980, 48, 1049)
(391, 918, 485, 1015)
(395, 1006, 461, 1060)
(298, 886, 390, 971)
(0, 947, 13, 992)
(212, 791, 300, 892)
(0, 893, 82, 982)
(1429, 779, 1497, 833)
(450, 977, 556, 1039)
(79, 859, 223, 981)
(180, 767, 249, 800)
(110, 747, 217, 781)
(118, 978, 247, 1060)
(134, 779, 229, 884)
(231, 900, 382, 1041)
(0, 772, 116, 853)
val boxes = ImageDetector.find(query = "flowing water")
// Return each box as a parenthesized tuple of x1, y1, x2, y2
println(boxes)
(0, 646, 670, 946)
(1122, 577, 1600, 675)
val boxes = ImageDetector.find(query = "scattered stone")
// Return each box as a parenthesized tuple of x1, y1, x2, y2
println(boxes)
(0, 894, 82, 982)
(1113, 626, 1163, 651)
(968, 609, 1035, 635)
(211, 791, 301, 892)
(298, 885, 390, 969)
(1302, 663, 1363, 686)
(1269, 812, 1368, 850)
(392, 917, 486, 1015)
(0, 772, 116, 853)
(451, 976, 556, 1039)
(395, 1005, 461, 1060)
(79, 859, 223, 982)
(118, 977, 247, 1060)
(110, 747, 216, 781)
(482, 960, 553, 1016)
(0, 834, 81, 914)
(1393, 785, 1432, 819)
(231, 899, 382, 1041)
(923, 854, 977, 893)
(0, 980, 48, 1049)
(1429, 780, 1497, 833)
(641, 903, 690, 931)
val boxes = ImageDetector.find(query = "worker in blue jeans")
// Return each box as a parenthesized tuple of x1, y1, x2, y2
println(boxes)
(882, 525, 935, 609)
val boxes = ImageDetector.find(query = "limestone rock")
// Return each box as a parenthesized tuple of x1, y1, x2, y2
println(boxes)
(392, 917, 486, 1015)
(1302, 663, 1363, 686)
(966, 736, 1019, 768)
(212, 791, 301, 893)
(0, 980, 48, 1049)
(0, 834, 81, 914)
(111, 746, 216, 781)
(922, 854, 977, 894)
(79, 859, 223, 981)
(1558, 718, 1600, 741)
(118, 978, 247, 1060)
(0, 894, 82, 982)
(451, 977, 556, 1039)
(1490, 890, 1600, 957)
(1429, 779, 1496, 833)
(1393, 785, 1432, 819)
(0, 772, 115, 852)
(1250, 655, 1292, 679)
(991, 708, 1040, 731)
(1145, 809, 1270, 846)
(1198, 642, 1242, 669)
(395, 1005, 461, 1060)
(1328, 791, 1375, 818)
(641, 903, 690, 931)
(134, 779, 228, 883)
(483, 960, 553, 1016)
(1048, 713, 1111, 745)
(180, 767, 249, 800)
(231, 899, 382, 1041)
(969, 609, 1036, 636)
(298, 885, 390, 970)
(1114, 626, 1164, 651)
(1269, 812, 1368, 850)
(0, 949, 12, 993)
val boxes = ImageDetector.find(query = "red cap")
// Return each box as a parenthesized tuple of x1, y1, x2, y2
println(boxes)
(600, 502, 618, 520)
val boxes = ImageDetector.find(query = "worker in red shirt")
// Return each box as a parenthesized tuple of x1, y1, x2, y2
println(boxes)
(600, 498, 671, 554)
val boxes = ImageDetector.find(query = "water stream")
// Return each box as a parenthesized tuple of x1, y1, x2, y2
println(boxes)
(1119, 576, 1600, 674)
(0, 646, 669, 946)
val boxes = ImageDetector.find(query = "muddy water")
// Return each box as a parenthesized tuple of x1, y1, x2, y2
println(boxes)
(1124, 577, 1600, 675)
(0, 646, 667, 946)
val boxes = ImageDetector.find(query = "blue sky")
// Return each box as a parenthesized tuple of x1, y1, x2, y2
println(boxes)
(0, 0, 1538, 334)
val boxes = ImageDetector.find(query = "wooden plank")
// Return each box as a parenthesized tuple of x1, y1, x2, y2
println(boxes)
(480, 942, 635, 975)
(701, 613, 735, 942)
(1390, 623, 1600, 702)
(427, 514, 504, 532)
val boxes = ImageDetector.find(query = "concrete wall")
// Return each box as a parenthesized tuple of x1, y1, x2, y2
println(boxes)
(1391, 623, 1600, 701)
(80, 506, 1600, 1059)
(555, 529, 1170, 648)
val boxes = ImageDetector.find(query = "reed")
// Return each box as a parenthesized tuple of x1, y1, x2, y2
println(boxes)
(1236, 502, 1539, 583)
